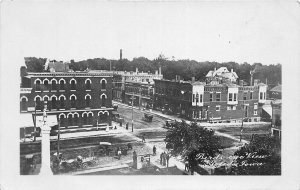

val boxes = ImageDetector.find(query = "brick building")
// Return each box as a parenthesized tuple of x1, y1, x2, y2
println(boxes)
(154, 72, 267, 123)
(20, 69, 114, 134)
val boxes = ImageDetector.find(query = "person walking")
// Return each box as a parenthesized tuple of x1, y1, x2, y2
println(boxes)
(160, 152, 163, 165)
(153, 145, 157, 156)
(166, 153, 170, 168)
(142, 134, 146, 143)
(117, 149, 122, 160)
(126, 122, 129, 130)
(184, 157, 189, 172)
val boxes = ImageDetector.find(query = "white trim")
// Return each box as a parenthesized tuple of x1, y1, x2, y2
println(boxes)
(43, 78, 50, 84)
(85, 78, 92, 84)
(59, 94, 66, 100)
(100, 78, 107, 84)
(70, 94, 77, 100)
(82, 112, 88, 117)
(20, 96, 28, 101)
(69, 78, 77, 84)
(50, 95, 57, 100)
(85, 94, 91, 99)
(67, 113, 73, 118)
(98, 111, 104, 116)
(59, 113, 66, 118)
(43, 95, 50, 101)
(58, 78, 66, 84)
(100, 93, 107, 99)
(88, 111, 94, 116)
(34, 78, 42, 84)
(50, 78, 57, 84)
(73, 112, 79, 117)
(98, 110, 109, 116)
(34, 95, 42, 101)
(104, 111, 109, 115)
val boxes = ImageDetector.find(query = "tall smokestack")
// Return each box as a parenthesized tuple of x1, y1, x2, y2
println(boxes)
(120, 49, 122, 60)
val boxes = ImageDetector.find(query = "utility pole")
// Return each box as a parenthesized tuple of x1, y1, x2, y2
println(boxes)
(33, 101, 37, 142)
(131, 91, 134, 132)
(57, 118, 61, 155)
(240, 101, 246, 142)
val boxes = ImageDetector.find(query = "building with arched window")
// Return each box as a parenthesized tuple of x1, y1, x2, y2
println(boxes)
(20, 68, 114, 134)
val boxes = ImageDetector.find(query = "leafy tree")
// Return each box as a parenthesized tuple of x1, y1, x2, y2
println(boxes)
(165, 121, 221, 174)
(231, 135, 281, 175)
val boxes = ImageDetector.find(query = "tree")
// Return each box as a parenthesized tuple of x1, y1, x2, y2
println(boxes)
(164, 121, 221, 174)
(231, 135, 281, 175)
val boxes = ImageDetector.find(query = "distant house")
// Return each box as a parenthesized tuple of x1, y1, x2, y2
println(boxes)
(44, 59, 70, 72)
(269, 85, 282, 99)
(271, 99, 281, 139)
(206, 67, 238, 84)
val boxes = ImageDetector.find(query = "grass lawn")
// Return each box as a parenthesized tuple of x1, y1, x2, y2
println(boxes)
(218, 136, 236, 149)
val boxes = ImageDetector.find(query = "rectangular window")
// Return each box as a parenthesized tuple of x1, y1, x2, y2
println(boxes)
(216, 105, 220, 111)
(234, 93, 237, 101)
(193, 94, 195, 102)
(210, 93, 213, 102)
(243, 92, 247, 100)
(233, 106, 236, 110)
(254, 103, 258, 110)
(264, 92, 266, 100)
(200, 94, 203, 103)
(216, 93, 221, 101)
(260, 92, 263, 100)
(254, 110, 257, 115)
(229, 93, 233, 101)
(227, 106, 231, 110)
(250, 92, 253, 99)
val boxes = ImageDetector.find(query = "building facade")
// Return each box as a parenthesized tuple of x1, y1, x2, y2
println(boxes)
(124, 82, 154, 109)
(20, 70, 113, 133)
(154, 74, 267, 123)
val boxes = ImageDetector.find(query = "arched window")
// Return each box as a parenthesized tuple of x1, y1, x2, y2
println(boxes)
(70, 79, 76, 91)
(101, 94, 107, 107)
(70, 95, 76, 108)
(67, 114, 73, 127)
(101, 79, 106, 89)
(59, 114, 66, 127)
(43, 96, 50, 110)
(59, 95, 65, 109)
(43, 79, 49, 91)
(59, 79, 65, 91)
(85, 79, 91, 90)
(85, 94, 91, 108)
(51, 79, 57, 91)
(82, 113, 88, 125)
(20, 97, 28, 111)
(74, 113, 79, 125)
(51, 96, 57, 110)
(35, 96, 42, 111)
(35, 80, 41, 91)
(88, 112, 93, 125)
(99, 111, 108, 123)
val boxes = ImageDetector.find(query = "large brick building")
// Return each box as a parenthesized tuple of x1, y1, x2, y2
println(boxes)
(154, 72, 267, 123)
(20, 68, 114, 134)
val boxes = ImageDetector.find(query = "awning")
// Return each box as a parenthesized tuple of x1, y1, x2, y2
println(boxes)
(36, 115, 58, 128)
(262, 106, 272, 118)
(19, 113, 34, 128)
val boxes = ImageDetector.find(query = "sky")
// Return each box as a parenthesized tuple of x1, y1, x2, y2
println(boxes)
(1, 0, 300, 66)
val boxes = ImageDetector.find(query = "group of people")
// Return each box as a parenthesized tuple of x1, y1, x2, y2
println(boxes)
(160, 152, 170, 167)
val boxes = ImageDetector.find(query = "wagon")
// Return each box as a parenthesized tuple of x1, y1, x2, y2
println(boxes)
(142, 113, 153, 122)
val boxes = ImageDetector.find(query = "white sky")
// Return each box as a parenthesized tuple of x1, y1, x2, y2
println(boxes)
(1, 0, 300, 66)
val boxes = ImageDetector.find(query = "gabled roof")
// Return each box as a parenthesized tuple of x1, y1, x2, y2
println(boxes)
(270, 85, 281, 93)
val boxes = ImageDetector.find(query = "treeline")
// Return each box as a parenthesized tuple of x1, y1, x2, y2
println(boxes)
(24, 56, 282, 86)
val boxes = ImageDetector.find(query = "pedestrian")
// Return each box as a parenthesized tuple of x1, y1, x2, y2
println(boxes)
(114, 125, 117, 130)
(126, 122, 129, 130)
(184, 157, 189, 172)
(142, 134, 146, 143)
(160, 152, 163, 165)
(153, 145, 156, 156)
(166, 153, 170, 168)
(117, 149, 122, 160)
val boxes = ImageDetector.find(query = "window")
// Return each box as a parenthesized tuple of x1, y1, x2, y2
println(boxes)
(60, 80, 65, 91)
(233, 106, 236, 110)
(99, 112, 108, 122)
(263, 92, 266, 100)
(216, 105, 221, 111)
(260, 92, 263, 100)
(35, 96, 42, 110)
(229, 93, 233, 101)
(196, 93, 199, 104)
(86, 79, 91, 90)
(83, 114, 88, 125)
(101, 80, 106, 89)
(74, 114, 79, 125)
(59, 96, 65, 109)
(51, 96, 57, 110)
(44, 80, 49, 91)
(70, 95, 76, 108)
(254, 110, 257, 115)
(85, 94, 91, 108)
(59, 114, 65, 127)
(254, 103, 258, 110)
(68, 114, 73, 127)
(101, 94, 106, 107)
(192, 94, 195, 102)
(35, 80, 41, 91)
(200, 94, 203, 103)
(216, 93, 221, 101)
(88, 112, 93, 125)
(227, 106, 231, 110)
(70, 79, 76, 91)
(234, 93, 237, 101)
(210, 93, 213, 102)
(20, 97, 28, 111)
(250, 92, 253, 99)
(51, 80, 57, 91)
(44, 96, 49, 109)
(243, 92, 247, 100)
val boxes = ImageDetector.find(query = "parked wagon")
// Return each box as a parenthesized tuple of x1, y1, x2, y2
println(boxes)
(142, 113, 153, 122)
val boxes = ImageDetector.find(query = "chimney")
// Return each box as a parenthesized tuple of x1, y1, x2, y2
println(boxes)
(192, 77, 195, 83)
(136, 68, 138, 74)
(254, 79, 259, 86)
(120, 49, 122, 60)
(159, 67, 162, 75)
